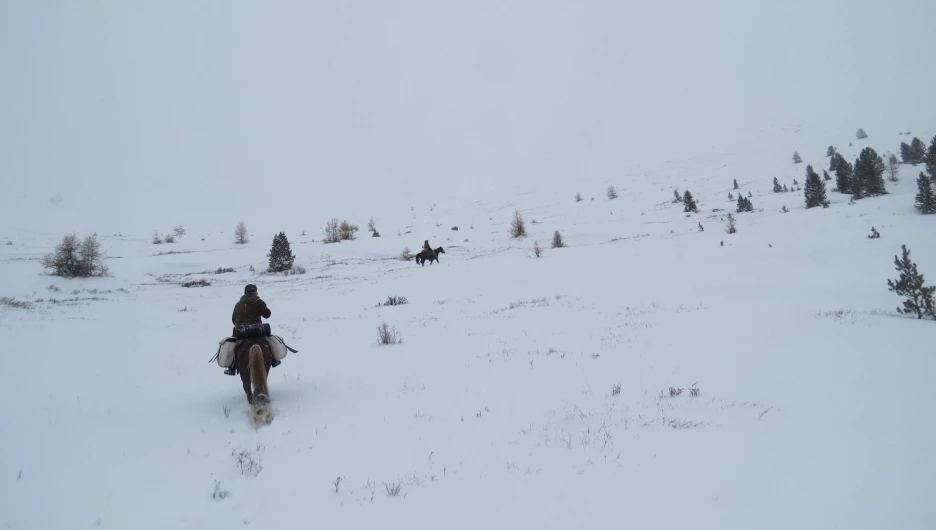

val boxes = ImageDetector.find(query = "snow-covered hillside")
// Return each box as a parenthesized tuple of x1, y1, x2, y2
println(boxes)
(2, 127, 935, 529)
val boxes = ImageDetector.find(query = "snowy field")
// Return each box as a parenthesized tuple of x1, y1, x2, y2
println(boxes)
(1, 128, 935, 529)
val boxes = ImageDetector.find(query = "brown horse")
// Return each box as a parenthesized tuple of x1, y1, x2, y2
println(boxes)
(233, 338, 274, 425)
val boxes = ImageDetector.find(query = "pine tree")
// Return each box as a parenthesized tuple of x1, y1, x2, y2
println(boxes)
(804, 165, 827, 209)
(856, 128, 868, 139)
(683, 191, 698, 213)
(829, 152, 839, 172)
(823, 170, 832, 181)
(792, 151, 803, 164)
(733, 179, 739, 190)
(826, 146, 836, 157)
(915, 173, 936, 214)
(673, 189, 682, 203)
(853, 147, 887, 198)
(773, 176, 782, 193)
(736, 195, 753, 213)
(267, 232, 295, 272)
(909, 137, 927, 164)
(887, 244, 935, 319)
(832, 153, 853, 194)
(900, 141, 913, 164)
(927, 135, 936, 178)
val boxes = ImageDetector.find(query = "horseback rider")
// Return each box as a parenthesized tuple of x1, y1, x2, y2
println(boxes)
(226, 284, 278, 374)
(422, 239, 435, 259)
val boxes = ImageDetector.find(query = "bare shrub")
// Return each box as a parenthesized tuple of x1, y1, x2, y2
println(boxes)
(725, 213, 737, 234)
(607, 185, 618, 199)
(383, 481, 402, 496)
(233, 449, 263, 477)
(368, 216, 377, 233)
(212, 480, 230, 500)
(41, 233, 109, 278)
(382, 295, 409, 306)
(339, 221, 359, 240)
(323, 218, 341, 243)
(611, 383, 621, 396)
(0, 297, 32, 310)
(152, 231, 163, 244)
(551, 230, 565, 248)
(377, 322, 402, 345)
(181, 279, 210, 288)
(509, 209, 526, 239)
(234, 221, 249, 244)
(792, 151, 803, 163)
(532, 241, 543, 258)
(164, 233, 175, 244)
(215, 267, 235, 274)
(575, 192, 583, 202)
(173, 225, 186, 237)
(399, 247, 413, 261)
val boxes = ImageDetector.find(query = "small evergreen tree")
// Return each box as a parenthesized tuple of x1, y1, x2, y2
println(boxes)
(733, 179, 739, 190)
(725, 213, 736, 234)
(833, 153, 854, 194)
(728, 192, 733, 200)
(773, 176, 782, 193)
(551, 230, 565, 248)
(267, 232, 295, 272)
(856, 128, 868, 139)
(683, 191, 698, 213)
(736, 195, 754, 213)
(804, 165, 828, 209)
(829, 152, 839, 172)
(792, 151, 803, 164)
(915, 173, 936, 214)
(853, 147, 887, 198)
(607, 185, 618, 200)
(823, 170, 832, 181)
(673, 189, 682, 203)
(887, 244, 935, 319)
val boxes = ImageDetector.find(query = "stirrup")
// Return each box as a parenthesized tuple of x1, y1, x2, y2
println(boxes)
(224, 367, 236, 376)
(271, 358, 281, 368)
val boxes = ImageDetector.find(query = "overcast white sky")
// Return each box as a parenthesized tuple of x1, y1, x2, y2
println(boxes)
(1, 0, 934, 234)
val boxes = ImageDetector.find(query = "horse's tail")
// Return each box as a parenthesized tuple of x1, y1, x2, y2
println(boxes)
(247, 344, 269, 398)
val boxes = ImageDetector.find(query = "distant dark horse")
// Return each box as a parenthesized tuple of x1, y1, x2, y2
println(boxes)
(416, 246, 445, 266)
(233, 338, 274, 425)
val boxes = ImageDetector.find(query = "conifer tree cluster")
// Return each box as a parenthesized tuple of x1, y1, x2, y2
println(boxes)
(736, 194, 753, 213)
(267, 232, 296, 272)
(900, 137, 928, 165)
(683, 191, 698, 213)
(852, 147, 887, 199)
(887, 245, 935, 319)
(803, 165, 828, 209)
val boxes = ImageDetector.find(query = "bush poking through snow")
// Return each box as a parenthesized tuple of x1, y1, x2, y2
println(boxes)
(382, 295, 408, 306)
(173, 225, 186, 237)
(339, 221, 359, 240)
(41, 233, 109, 278)
(233, 449, 263, 477)
(0, 297, 32, 310)
(212, 480, 230, 500)
(182, 279, 210, 288)
(575, 192, 583, 202)
(152, 231, 163, 244)
(384, 481, 402, 496)
(792, 151, 803, 164)
(725, 213, 737, 234)
(532, 241, 543, 258)
(400, 247, 414, 261)
(551, 230, 565, 248)
(856, 128, 868, 139)
(323, 218, 341, 243)
(377, 322, 402, 345)
(611, 383, 621, 396)
(887, 244, 935, 319)
(607, 185, 618, 200)
(509, 209, 526, 239)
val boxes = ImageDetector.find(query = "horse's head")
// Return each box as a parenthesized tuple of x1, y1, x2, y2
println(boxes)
(435, 247, 445, 254)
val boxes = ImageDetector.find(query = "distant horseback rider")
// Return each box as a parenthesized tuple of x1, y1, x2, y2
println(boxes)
(422, 240, 435, 258)
(226, 284, 278, 374)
